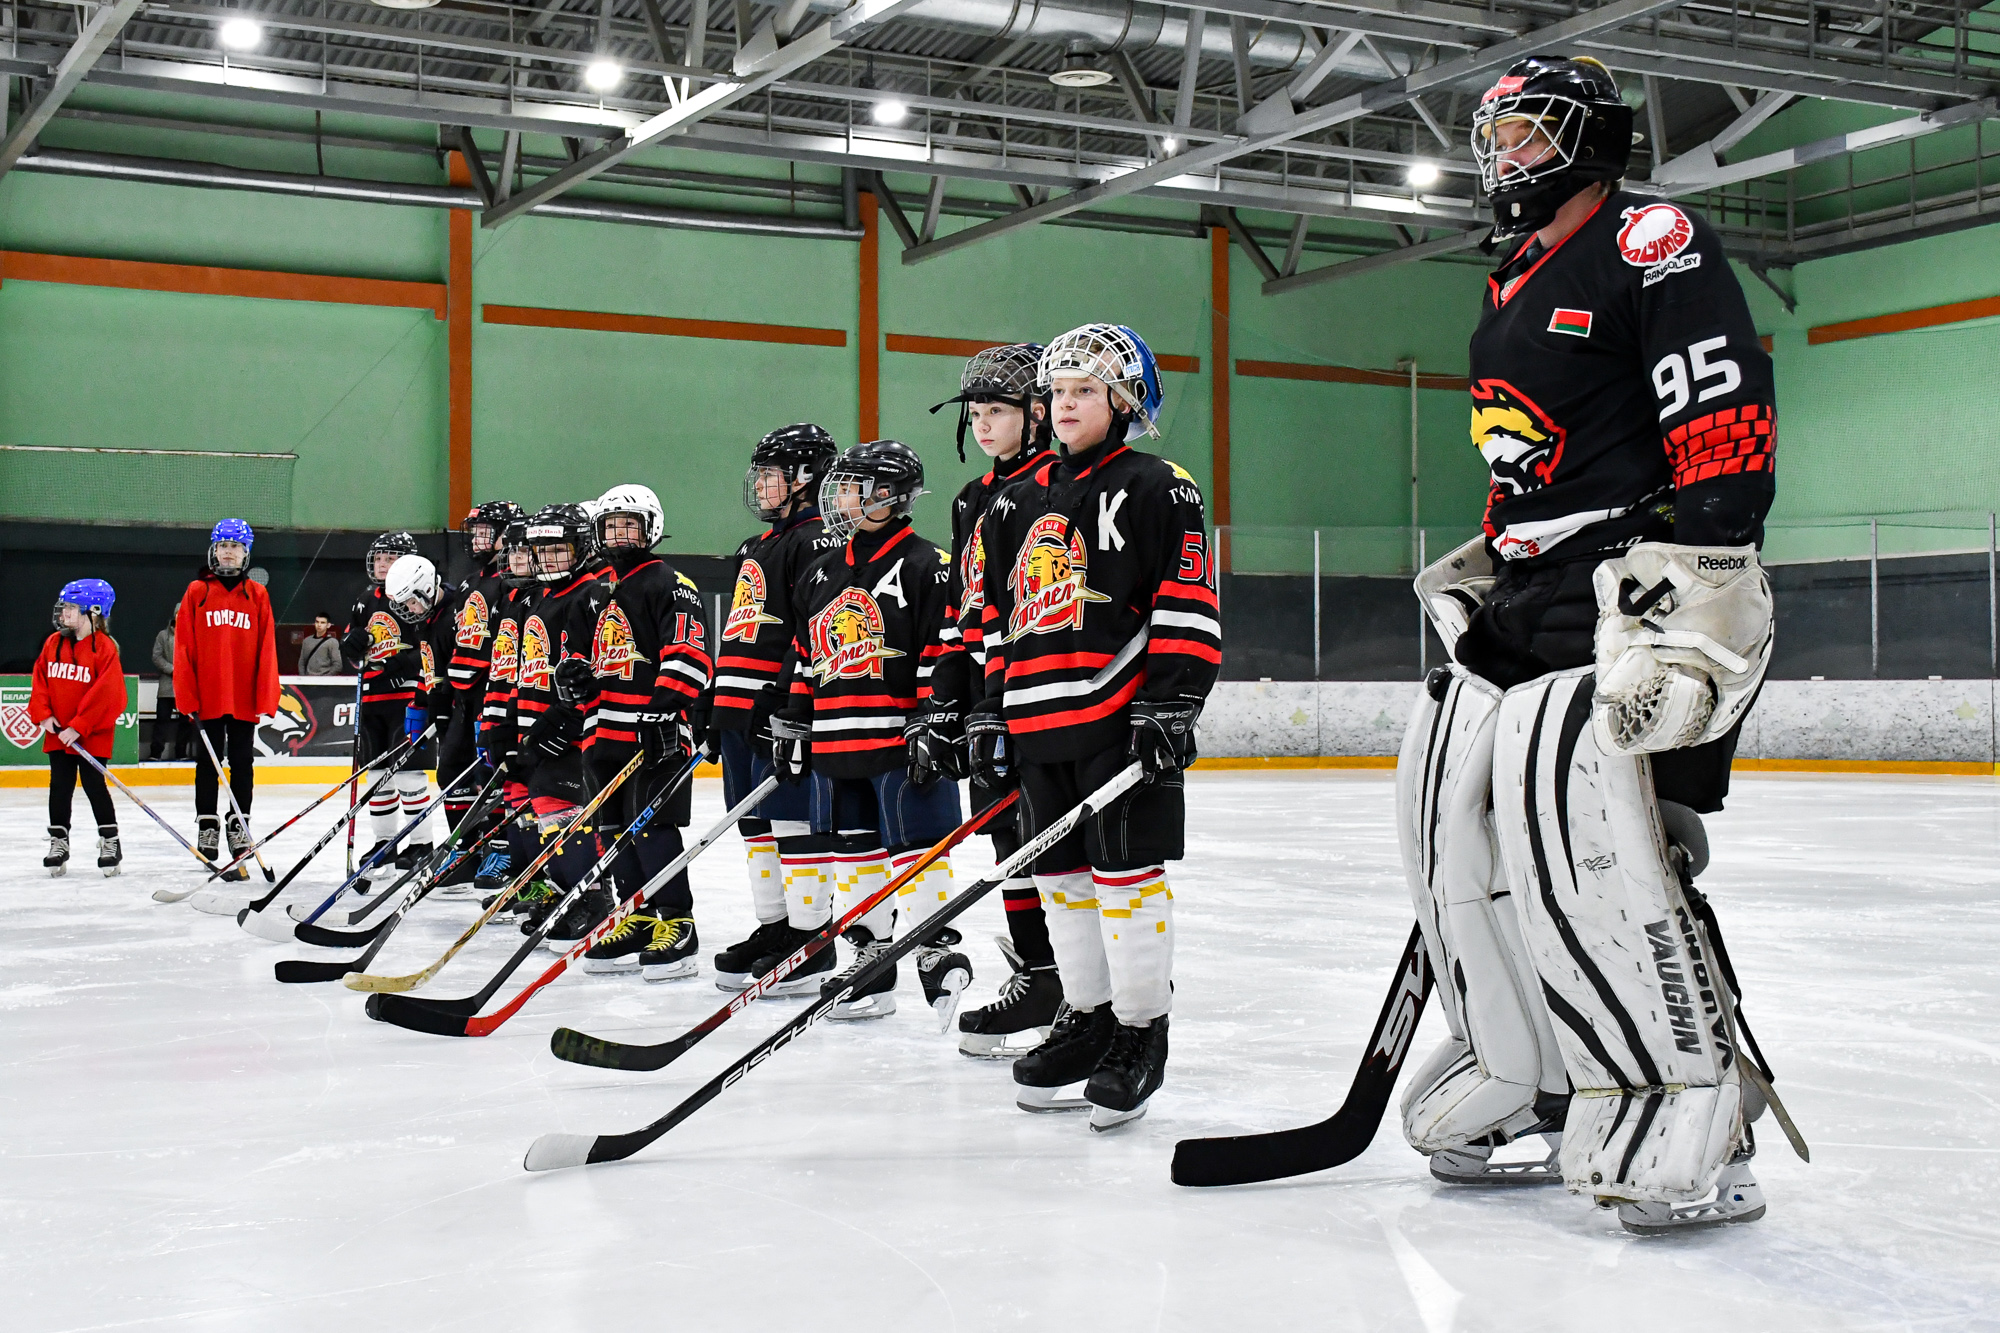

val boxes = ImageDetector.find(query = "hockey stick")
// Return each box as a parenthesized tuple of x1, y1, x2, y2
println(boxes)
(197, 726, 277, 884)
(291, 813, 511, 949)
(64, 742, 212, 872)
(365, 753, 712, 1036)
(321, 769, 513, 928)
(522, 763, 1144, 1172)
(240, 756, 488, 942)
(341, 752, 644, 995)
(547, 788, 1016, 1070)
(1170, 922, 1433, 1187)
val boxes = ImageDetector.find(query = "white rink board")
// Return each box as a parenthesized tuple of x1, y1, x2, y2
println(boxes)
(5, 774, 1999, 1331)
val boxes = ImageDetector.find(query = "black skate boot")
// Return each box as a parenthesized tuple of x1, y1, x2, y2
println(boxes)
(393, 841, 433, 872)
(959, 936, 1063, 1058)
(640, 917, 699, 982)
(44, 826, 69, 878)
(1013, 1003, 1115, 1112)
(821, 925, 896, 1020)
(581, 911, 663, 973)
(713, 918, 793, 990)
(747, 923, 836, 996)
(914, 926, 973, 1032)
(197, 816, 222, 874)
(1084, 1015, 1169, 1132)
(222, 813, 252, 882)
(543, 885, 613, 950)
(473, 846, 513, 894)
(512, 879, 560, 932)
(354, 839, 393, 893)
(96, 825, 122, 877)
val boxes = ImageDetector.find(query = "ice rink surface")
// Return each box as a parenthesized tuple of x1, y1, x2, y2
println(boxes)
(5, 770, 1999, 1332)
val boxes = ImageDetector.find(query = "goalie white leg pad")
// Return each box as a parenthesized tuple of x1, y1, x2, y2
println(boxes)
(1396, 671, 1567, 1155)
(1493, 668, 1744, 1206)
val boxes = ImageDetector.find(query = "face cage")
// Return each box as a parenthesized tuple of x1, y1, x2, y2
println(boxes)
(960, 346, 1041, 399)
(1471, 94, 1590, 197)
(744, 464, 811, 522)
(466, 522, 502, 558)
(210, 540, 250, 575)
(531, 540, 579, 582)
(598, 509, 654, 550)
(818, 469, 915, 542)
(51, 601, 98, 632)
(389, 589, 437, 623)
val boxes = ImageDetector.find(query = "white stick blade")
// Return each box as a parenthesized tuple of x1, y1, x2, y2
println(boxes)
(523, 1133, 596, 1172)
(189, 890, 254, 916)
(151, 886, 194, 903)
(241, 908, 299, 943)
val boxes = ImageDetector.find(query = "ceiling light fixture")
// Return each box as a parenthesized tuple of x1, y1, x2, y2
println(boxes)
(1049, 50, 1113, 88)
(218, 17, 262, 49)
(1407, 161, 1441, 188)
(584, 59, 623, 91)
(871, 97, 909, 126)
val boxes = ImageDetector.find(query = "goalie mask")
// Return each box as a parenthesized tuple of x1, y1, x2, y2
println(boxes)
(525, 503, 600, 583)
(365, 530, 419, 586)
(1038, 323, 1165, 445)
(819, 439, 926, 542)
(384, 553, 442, 624)
(1472, 55, 1633, 243)
(744, 422, 839, 522)
(928, 342, 1050, 463)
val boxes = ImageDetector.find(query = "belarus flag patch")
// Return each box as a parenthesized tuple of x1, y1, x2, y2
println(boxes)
(1548, 308, 1593, 338)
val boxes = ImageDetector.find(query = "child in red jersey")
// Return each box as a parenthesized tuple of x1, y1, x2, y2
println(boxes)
(31, 579, 126, 877)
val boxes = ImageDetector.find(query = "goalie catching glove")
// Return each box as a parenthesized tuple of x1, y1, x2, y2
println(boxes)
(1591, 543, 1772, 754)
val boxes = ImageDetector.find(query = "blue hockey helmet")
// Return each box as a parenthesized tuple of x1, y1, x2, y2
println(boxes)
(209, 517, 255, 575)
(1037, 323, 1165, 443)
(54, 577, 116, 631)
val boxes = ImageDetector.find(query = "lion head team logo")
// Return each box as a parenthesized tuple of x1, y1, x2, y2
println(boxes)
(1617, 204, 1694, 268)
(957, 526, 987, 625)
(1007, 515, 1109, 640)
(808, 589, 903, 682)
(519, 614, 552, 690)
(254, 686, 319, 758)
(0, 685, 39, 749)
(591, 602, 638, 680)
(364, 610, 405, 664)
(723, 560, 783, 643)
(489, 616, 520, 684)
(419, 641, 441, 693)
(1470, 378, 1567, 498)
(454, 590, 490, 649)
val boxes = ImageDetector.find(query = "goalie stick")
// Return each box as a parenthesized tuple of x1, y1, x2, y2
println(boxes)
(366, 754, 725, 1036)
(547, 788, 1015, 1071)
(522, 763, 1143, 1173)
(1170, 922, 1433, 1187)
(341, 751, 643, 995)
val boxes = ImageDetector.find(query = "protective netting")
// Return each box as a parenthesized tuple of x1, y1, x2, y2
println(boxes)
(0, 445, 295, 527)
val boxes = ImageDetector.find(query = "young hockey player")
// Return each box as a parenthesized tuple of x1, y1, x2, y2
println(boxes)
(923, 342, 1064, 1057)
(764, 439, 968, 1021)
(340, 531, 433, 878)
(969, 323, 1220, 1130)
(381, 551, 451, 863)
(1393, 56, 1779, 1233)
(475, 519, 537, 894)
(435, 501, 523, 885)
(32, 580, 124, 877)
(176, 519, 281, 882)
(574, 485, 715, 980)
(705, 424, 845, 990)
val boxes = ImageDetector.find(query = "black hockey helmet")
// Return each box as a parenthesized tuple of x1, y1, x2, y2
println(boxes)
(498, 518, 537, 588)
(1472, 55, 1633, 242)
(745, 422, 839, 521)
(928, 343, 1051, 463)
(820, 440, 926, 542)
(365, 530, 419, 585)
(524, 503, 600, 584)
(463, 500, 524, 561)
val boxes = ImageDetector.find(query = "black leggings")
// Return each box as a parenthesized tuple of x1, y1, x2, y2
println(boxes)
(193, 717, 257, 818)
(48, 751, 116, 830)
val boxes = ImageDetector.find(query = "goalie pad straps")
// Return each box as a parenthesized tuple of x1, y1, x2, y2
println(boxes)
(1412, 535, 1496, 661)
(1494, 668, 1744, 1205)
(1395, 669, 1568, 1154)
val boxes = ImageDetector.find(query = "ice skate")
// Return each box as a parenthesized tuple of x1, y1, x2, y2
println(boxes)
(581, 912, 662, 973)
(393, 840, 433, 872)
(433, 839, 481, 895)
(639, 918, 699, 982)
(1013, 1004, 1114, 1112)
(544, 885, 612, 950)
(512, 880, 559, 933)
(915, 926, 972, 1032)
(822, 926, 896, 1019)
(197, 816, 229, 879)
(1085, 1016, 1168, 1132)
(472, 847, 513, 894)
(44, 826, 69, 878)
(1428, 1133, 1564, 1187)
(353, 839, 391, 893)
(713, 918, 793, 990)
(748, 924, 835, 996)
(1612, 1160, 1766, 1235)
(96, 825, 122, 877)
(959, 936, 1062, 1058)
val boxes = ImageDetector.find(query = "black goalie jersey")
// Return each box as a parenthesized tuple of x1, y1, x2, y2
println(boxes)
(713, 509, 845, 729)
(1471, 190, 1776, 561)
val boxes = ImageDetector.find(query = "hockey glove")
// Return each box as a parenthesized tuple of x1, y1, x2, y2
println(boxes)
(964, 703, 1011, 789)
(1128, 698, 1201, 776)
(525, 704, 582, 764)
(636, 711, 687, 772)
(403, 706, 430, 743)
(904, 706, 966, 788)
(553, 657, 596, 709)
(688, 691, 719, 762)
(766, 706, 812, 782)
(747, 685, 783, 760)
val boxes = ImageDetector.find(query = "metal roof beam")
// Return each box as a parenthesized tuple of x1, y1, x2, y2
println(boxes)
(0, 0, 146, 177)
(1262, 227, 1483, 294)
(1656, 97, 1999, 196)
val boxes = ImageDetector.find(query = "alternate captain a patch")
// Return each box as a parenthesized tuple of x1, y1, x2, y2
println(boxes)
(1548, 308, 1593, 338)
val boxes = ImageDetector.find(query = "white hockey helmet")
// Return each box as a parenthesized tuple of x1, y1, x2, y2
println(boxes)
(384, 553, 441, 623)
(595, 483, 665, 549)
(1037, 323, 1165, 442)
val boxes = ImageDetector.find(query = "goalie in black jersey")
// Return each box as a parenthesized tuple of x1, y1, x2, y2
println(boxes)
(1396, 55, 1786, 1233)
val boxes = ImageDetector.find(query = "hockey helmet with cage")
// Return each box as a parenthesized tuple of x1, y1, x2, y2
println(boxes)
(365, 530, 419, 585)
(1038, 324, 1165, 444)
(819, 440, 926, 542)
(498, 518, 537, 589)
(744, 422, 839, 521)
(208, 517, 255, 576)
(928, 342, 1050, 462)
(53, 577, 116, 632)
(383, 554, 442, 624)
(524, 503, 600, 583)
(595, 483, 667, 550)
(462, 500, 524, 561)
(1472, 55, 1633, 243)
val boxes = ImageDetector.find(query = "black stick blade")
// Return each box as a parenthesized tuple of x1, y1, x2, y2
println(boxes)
(366, 992, 480, 1035)
(547, 1025, 687, 1072)
(294, 917, 388, 949)
(274, 957, 361, 983)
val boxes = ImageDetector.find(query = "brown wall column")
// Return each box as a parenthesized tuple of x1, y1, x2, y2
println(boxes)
(447, 152, 474, 526)
(859, 192, 881, 441)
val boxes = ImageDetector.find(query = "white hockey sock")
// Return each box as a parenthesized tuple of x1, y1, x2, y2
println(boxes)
(1035, 869, 1111, 1011)
(780, 847, 833, 931)
(846, 846, 894, 939)
(1094, 866, 1173, 1024)
(744, 835, 785, 924)
(893, 850, 953, 930)
(369, 791, 401, 844)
